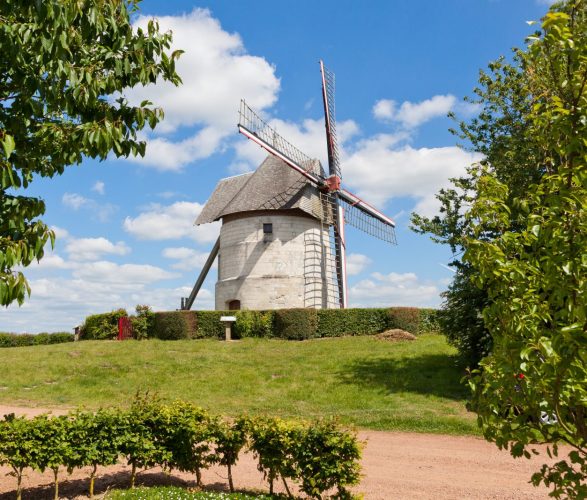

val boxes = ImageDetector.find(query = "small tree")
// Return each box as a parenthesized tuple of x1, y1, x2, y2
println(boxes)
(118, 394, 170, 488)
(212, 418, 248, 492)
(67, 409, 120, 498)
(158, 401, 216, 486)
(0, 414, 37, 500)
(32, 415, 74, 500)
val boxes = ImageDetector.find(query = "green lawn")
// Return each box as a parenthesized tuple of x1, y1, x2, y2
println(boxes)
(0, 334, 477, 434)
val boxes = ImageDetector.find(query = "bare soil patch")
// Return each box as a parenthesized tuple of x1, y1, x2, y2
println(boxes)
(0, 405, 562, 499)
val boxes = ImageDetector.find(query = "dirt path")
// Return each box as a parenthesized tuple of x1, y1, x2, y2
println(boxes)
(0, 405, 561, 499)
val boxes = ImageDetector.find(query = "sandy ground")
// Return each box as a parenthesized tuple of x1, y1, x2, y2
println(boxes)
(0, 405, 562, 499)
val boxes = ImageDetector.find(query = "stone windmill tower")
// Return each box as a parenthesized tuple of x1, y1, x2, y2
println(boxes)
(181, 61, 397, 311)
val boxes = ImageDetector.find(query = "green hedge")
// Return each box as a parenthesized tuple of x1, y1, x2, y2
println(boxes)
(0, 332, 74, 348)
(151, 311, 195, 340)
(317, 308, 390, 337)
(274, 308, 318, 340)
(85, 307, 438, 341)
(81, 308, 128, 340)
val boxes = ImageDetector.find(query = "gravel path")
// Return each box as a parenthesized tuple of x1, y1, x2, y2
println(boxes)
(0, 405, 561, 499)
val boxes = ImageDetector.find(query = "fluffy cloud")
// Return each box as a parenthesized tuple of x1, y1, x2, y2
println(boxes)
(349, 271, 441, 308)
(162, 246, 215, 271)
(346, 253, 372, 276)
(373, 95, 456, 128)
(124, 8, 280, 170)
(0, 277, 213, 333)
(72, 261, 177, 284)
(343, 139, 482, 216)
(123, 201, 220, 243)
(62, 193, 117, 222)
(65, 237, 131, 261)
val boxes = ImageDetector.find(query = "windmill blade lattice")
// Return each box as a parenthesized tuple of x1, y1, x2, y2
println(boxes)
(320, 61, 342, 179)
(339, 196, 397, 244)
(238, 100, 321, 178)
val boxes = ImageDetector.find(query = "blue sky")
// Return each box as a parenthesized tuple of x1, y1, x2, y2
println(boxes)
(2, 0, 555, 332)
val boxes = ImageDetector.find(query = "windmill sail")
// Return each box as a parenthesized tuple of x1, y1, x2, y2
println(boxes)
(238, 100, 324, 186)
(320, 61, 342, 179)
(339, 192, 397, 244)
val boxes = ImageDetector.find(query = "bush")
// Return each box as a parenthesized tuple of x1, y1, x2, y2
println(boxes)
(81, 309, 128, 340)
(273, 308, 318, 340)
(233, 310, 274, 339)
(0, 332, 74, 348)
(295, 419, 361, 498)
(151, 312, 193, 340)
(131, 305, 155, 340)
(194, 311, 226, 339)
(387, 307, 422, 334)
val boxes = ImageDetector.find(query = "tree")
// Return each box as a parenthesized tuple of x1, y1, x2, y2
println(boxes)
(0, 0, 181, 306)
(465, 2, 587, 497)
(411, 47, 548, 366)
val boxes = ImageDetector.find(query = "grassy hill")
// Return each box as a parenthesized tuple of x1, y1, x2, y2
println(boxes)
(0, 334, 477, 434)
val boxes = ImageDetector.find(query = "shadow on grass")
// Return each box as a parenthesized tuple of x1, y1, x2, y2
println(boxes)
(0, 470, 196, 500)
(339, 353, 469, 401)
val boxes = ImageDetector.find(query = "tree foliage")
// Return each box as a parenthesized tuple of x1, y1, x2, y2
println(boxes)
(0, 0, 182, 306)
(411, 48, 551, 365)
(464, 2, 587, 497)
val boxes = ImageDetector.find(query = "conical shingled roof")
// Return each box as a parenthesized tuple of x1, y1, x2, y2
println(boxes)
(195, 155, 326, 225)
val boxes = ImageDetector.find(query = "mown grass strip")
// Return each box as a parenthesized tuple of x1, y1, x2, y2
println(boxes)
(0, 334, 477, 434)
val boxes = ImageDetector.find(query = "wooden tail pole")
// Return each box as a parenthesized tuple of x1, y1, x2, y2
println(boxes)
(183, 237, 220, 310)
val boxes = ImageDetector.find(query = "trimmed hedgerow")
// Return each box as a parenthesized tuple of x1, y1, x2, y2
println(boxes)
(233, 310, 274, 339)
(274, 308, 318, 340)
(81, 309, 128, 340)
(81, 306, 438, 341)
(0, 332, 74, 348)
(317, 308, 390, 337)
(194, 311, 227, 339)
(387, 307, 422, 334)
(151, 311, 195, 340)
(419, 308, 440, 333)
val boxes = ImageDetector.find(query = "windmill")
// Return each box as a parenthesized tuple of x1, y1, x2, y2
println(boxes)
(180, 61, 396, 311)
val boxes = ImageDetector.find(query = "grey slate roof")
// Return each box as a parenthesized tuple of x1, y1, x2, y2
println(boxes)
(196, 155, 326, 225)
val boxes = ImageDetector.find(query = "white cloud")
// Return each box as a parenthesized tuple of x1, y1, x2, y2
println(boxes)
(73, 261, 177, 284)
(346, 253, 372, 276)
(0, 277, 212, 333)
(62, 193, 91, 210)
(373, 95, 456, 128)
(65, 237, 131, 261)
(349, 271, 441, 308)
(162, 246, 215, 271)
(123, 8, 280, 170)
(343, 139, 482, 217)
(62, 193, 118, 222)
(123, 201, 220, 243)
(92, 181, 105, 195)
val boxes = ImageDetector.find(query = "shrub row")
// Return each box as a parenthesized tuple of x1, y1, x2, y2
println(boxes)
(0, 332, 73, 348)
(147, 307, 439, 340)
(0, 395, 361, 500)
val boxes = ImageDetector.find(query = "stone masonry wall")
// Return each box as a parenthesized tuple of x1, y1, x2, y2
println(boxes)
(215, 212, 336, 310)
